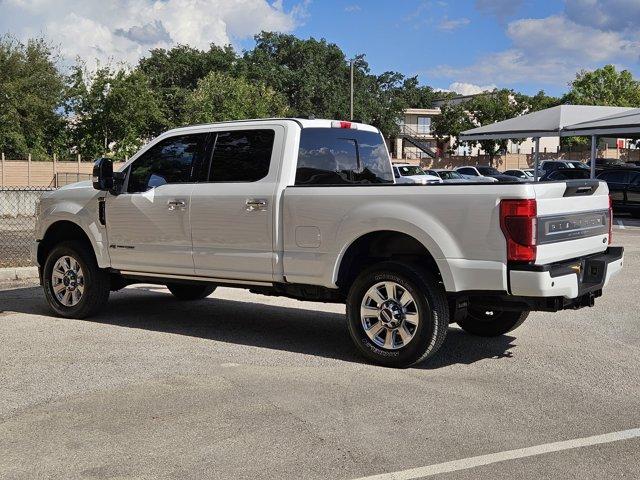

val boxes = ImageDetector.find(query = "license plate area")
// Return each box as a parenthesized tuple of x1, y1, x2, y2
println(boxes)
(537, 210, 609, 245)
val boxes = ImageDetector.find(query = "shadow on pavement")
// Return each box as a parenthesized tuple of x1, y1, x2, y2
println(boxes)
(0, 285, 517, 369)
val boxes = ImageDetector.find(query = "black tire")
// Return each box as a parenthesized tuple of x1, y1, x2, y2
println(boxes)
(42, 240, 110, 319)
(457, 309, 529, 337)
(166, 283, 216, 301)
(346, 261, 449, 368)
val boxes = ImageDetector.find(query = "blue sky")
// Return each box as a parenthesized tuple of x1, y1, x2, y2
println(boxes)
(2, 0, 639, 97)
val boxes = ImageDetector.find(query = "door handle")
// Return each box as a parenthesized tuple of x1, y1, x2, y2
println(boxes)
(167, 200, 186, 211)
(245, 199, 268, 211)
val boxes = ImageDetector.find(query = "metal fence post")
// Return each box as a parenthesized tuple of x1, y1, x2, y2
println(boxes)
(77, 154, 81, 181)
(28, 153, 31, 186)
(53, 153, 57, 187)
(1, 152, 4, 188)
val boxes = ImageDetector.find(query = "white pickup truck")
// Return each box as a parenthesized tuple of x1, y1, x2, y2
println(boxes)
(34, 118, 624, 367)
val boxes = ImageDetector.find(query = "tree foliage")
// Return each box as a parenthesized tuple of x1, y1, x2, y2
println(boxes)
(563, 65, 640, 107)
(66, 65, 166, 158)
(184, 71, 289, 124)
(0, 36, 65, 158)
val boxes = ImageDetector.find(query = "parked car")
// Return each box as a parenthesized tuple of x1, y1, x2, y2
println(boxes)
(456, 165, 523, 183)
(597, 167, 640, 217)
(540, 168, 592, 181)
(393, 163, 442, 184)
(33, 118, 624, 368)
(587, 158, 629, 173)
(429, 169, 472, 183)
(503, 169, 534, 181)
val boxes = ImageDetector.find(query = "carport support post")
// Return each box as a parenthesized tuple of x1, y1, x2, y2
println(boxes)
(590, 135, 597, 179)
(533, 137, 540, 182)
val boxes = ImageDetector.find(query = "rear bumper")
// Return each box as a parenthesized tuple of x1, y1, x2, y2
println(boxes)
(509, 247, 624, 299)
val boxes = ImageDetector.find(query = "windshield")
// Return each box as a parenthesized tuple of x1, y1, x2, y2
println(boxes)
(570, 162, 589, 170)
(397, 165, 426, 176)
(441, 171, 462, 179)
(477, 166, 501, 175)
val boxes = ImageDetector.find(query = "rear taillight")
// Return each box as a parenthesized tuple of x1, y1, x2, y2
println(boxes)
(500, 199, 537, 262)
(608, 194, 613, 245)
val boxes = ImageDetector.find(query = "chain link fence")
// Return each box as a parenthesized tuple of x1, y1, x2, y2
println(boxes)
(0, 187, 54, 268)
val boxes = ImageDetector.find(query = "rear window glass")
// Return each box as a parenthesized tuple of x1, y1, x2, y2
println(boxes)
(295, 128, 393, 185)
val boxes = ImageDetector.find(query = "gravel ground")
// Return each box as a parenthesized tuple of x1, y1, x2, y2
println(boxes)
(0, 227, 638, 480)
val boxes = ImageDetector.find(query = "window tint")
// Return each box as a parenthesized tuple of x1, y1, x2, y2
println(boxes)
(207, 129, 274, 182)
(477, 166, 500, 175)
(599, 170, 629, 183)
(128, 134, 206, 193)
(295, 128, 393, 185)
(397, 165, 425, 176)
(458, 167, 475, 175)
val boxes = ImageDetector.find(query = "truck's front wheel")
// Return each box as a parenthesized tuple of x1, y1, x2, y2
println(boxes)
(346, 261, 449, 368)
(457, 309, 529, 337)
(43, 240, 110, 319)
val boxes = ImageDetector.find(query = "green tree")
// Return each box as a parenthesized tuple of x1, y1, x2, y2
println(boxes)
(138, 44, 238, 125)
(241, 32, 419, 137)
(66, 64, 166, 158)
(563, 65, 640, 107)
(431, 102, 474, 153)
(184, 71, 289, 124)
(0, 36, 65, 158)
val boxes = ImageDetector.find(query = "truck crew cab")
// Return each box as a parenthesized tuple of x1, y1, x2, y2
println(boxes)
(34, 119, 624, 367)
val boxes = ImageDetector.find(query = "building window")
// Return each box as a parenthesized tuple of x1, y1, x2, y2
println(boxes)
(417, 116, 431, 135)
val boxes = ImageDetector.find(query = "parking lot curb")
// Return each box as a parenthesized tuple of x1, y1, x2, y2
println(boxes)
(0, 266, 39, 282)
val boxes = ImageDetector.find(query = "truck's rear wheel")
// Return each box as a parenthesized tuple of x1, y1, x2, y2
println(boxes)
(457, 309, 529, 337)
(43, 240, 110, 319)
(346, 261, 448, 368)
(166, 284, 216, 301)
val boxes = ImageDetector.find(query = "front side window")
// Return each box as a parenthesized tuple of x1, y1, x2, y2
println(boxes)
(208, 129, 275, 182)
(128, 134, 206, 193)
(295, 128, 393, 185)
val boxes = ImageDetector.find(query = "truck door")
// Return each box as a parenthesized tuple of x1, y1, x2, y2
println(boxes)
(189, 126, 283, 282)
(627, 171, 640, 208)
(105, 133, 208, 275)
(599, 170, 629, 207)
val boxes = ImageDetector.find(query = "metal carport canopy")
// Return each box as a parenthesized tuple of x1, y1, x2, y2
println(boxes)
(562, 108, 640, 137)
(458, 105, 634, 180)
(458, 105, 633, 141)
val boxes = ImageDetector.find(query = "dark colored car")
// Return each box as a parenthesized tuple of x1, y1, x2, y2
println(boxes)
(540, 168, 591, 182)
(597, 167, 640, 217)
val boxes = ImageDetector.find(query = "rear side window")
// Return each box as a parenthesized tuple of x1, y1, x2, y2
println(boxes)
(295, 128, 393, 185)
(128, 133, 206, 193)
(599, 171, 629, 183)
(207, 129, 275, 182)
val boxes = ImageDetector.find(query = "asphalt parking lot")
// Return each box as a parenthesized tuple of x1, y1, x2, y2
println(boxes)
(1, 224, 639, 479)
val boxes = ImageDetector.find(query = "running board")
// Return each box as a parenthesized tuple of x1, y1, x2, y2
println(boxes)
(118, 270, 273, 287)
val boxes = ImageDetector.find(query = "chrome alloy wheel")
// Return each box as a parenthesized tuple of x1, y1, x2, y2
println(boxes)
(360, 281, 420, 350)
(51, 255, 85, 307)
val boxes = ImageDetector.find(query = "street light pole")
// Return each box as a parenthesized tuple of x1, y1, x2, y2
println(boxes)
(350, 58, 354, 120)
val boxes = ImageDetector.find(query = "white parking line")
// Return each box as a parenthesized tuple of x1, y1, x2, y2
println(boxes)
(351, 428, 640, 480)
(617, 219, 626, 229)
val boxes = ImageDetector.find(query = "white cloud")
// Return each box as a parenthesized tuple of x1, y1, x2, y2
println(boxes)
(345, 5, 361, 12)
(564, 0, 640, 32)
(431, 11, 640, 87)
(1, 0, 308, 68)
(447, 82, 497, 95)
(437, 17, 470, 32)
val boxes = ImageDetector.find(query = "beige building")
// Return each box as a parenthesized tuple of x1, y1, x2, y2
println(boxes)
(393, 102, 560, 161)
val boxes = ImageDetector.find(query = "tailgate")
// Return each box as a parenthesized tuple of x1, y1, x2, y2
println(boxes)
(533, 180, 610, 265)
